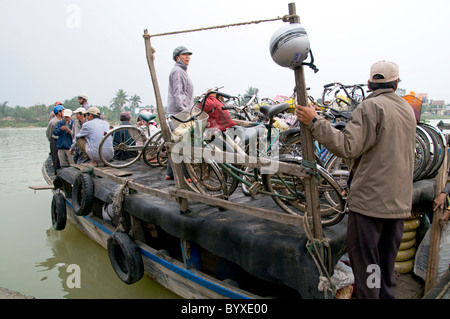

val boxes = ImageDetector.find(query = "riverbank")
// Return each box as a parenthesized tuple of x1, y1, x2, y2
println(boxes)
(0, 287, 35, 299)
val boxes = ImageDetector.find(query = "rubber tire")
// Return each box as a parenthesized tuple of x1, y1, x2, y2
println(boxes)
(107, 232, 144, 285)
(51, 193, 67, 231)
(395, 247, 416, 262)
(401, 230, 416, 242)
(395, 259, 414, 274)
(399, 238, 416, 251)
(404, 218, 420, 232)
(72, 173, 94, 216)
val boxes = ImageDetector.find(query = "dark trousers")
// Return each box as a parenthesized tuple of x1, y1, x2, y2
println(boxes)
(50, 138, 60, 173)
(347, 211, 404, 299)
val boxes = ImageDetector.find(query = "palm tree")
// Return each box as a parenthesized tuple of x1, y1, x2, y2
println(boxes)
(110, 89, 129, 119)
(129, 94, 142, 112)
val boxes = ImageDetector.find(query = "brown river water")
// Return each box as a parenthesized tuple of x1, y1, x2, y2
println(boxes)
(0, 128, 178, 299)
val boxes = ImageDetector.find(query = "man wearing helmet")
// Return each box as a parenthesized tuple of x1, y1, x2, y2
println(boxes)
(78, 93, 89, 111)
(46, 102, 64, 173)
(296, 61, 416, 299)
(166, 46, 194, 180)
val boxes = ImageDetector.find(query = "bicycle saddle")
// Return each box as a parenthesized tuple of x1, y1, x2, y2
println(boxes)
(139, 113, 157, 123)
(259, 103, 290, 119)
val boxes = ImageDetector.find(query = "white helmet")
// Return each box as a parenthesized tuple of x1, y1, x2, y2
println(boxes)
(269, 23, 310, 69)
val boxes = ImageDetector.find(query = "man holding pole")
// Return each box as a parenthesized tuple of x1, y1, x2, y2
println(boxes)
(296, 60, 416, 298)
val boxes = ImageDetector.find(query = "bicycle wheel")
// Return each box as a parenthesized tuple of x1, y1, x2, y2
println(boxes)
(183, 154, 228, 199)
(280, 134, 325, 166)
(143, 130, 163, 167)
(261, 155, 345, 227)
(156, 142, 169, 168)
(324, 154, 352, 193)
(99, 126, 147, 168)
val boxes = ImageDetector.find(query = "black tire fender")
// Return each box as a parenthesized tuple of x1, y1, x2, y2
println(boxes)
(51, 193, 67, 231)
(72, 172, 94, 216)
(107, 231, 144, 284)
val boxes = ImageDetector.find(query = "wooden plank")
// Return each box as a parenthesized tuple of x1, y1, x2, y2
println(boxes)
(169, 187, 304, 227)
(425, 149, 448, 293)
(28, 185, 54, 190)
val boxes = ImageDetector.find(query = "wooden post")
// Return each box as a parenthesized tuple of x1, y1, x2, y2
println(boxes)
(143, 30, 189, 212)
(425, 150, 448, 293)
(288, 3, 324, 243)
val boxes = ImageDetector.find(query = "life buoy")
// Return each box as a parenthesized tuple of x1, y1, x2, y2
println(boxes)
(395, 247, 416, 262)
(51, 193, 67, 231)
(395, 259, 414, 274)
(107, 231, 144, 284)
(72, 172, 94, 216)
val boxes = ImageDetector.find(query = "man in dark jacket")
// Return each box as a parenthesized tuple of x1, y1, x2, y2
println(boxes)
(296, 60, 416, 298)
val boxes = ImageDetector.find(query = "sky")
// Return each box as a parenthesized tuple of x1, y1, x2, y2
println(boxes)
(1, 0, 450, 108)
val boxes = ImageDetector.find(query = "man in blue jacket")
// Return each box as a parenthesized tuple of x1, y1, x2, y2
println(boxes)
(54, 109, 74, 167)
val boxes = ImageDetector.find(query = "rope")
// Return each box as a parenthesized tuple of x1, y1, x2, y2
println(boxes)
(148, 15, 297, 38)
(301, 159, 321, 184)
(112, 180, 130, 233)
(304, 209, 336, 298)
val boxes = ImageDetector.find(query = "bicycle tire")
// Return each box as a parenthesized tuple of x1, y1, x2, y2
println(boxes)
(99, 126, 147, 168)
(415, 126, 432, 180)
(143, 130, 164, 167)
(183, 154, 229, 199)
(261, 155, 345, 227)
(420, 123, 446, 179)
(156, 142, 169, 168)
(279, 134, 325, 166)
(414, 132, 428, 182)
(324, 154, 352, 192)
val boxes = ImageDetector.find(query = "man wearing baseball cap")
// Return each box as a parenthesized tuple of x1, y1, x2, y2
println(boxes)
(75, 106, 113, 167)
(70, 107, 87, 163)
(296, 61, 416, 298)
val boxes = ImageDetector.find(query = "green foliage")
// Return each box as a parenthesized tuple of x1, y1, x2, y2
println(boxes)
(0, 90, 143, 127)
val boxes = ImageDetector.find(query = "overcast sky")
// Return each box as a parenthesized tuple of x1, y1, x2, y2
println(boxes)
(1, 0, 449, 108)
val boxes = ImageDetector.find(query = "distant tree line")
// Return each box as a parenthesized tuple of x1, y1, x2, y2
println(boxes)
(0, 89, 149, 128)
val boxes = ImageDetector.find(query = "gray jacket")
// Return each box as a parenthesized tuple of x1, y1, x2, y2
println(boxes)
(308, 89, 417, 219)
(167, 61, 194, 116)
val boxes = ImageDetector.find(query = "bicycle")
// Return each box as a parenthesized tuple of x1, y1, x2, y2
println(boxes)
(321, 82, 366, 112)
(169, 90, 346, 227)
(98, 112, 165, 169)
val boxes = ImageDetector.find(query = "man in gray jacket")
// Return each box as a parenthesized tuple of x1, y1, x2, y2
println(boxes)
(296, 61, 416, 298)
(166, 46, 194, 179)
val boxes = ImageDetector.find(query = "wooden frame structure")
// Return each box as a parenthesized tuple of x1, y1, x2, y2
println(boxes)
(140, 2, 329, 281)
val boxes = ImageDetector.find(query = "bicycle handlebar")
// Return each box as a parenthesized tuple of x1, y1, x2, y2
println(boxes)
(170, 90, 238, 124)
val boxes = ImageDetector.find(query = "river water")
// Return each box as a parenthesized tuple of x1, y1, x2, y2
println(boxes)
(0, 127, 178, 299)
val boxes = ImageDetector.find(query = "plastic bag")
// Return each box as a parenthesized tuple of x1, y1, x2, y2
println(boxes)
(414, 223, 450, 282)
